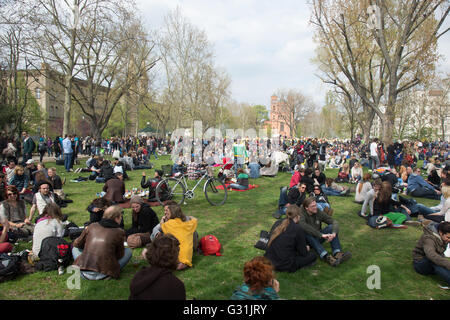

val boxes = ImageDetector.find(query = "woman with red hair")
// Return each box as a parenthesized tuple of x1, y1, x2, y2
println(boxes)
(230, 256, 280, 300)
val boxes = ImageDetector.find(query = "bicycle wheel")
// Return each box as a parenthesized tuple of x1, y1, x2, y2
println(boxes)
(204, 177, 227, 206)
(156, 178, 186, 205)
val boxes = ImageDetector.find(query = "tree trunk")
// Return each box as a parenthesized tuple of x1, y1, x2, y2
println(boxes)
(63, 75, 72, 137)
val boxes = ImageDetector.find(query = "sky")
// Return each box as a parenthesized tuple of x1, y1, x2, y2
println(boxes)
(135, 0, 450, 110)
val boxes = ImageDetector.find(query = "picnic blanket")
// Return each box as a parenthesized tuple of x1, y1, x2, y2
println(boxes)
(215, 184, 259, 191)
(118, 199, 168, 209)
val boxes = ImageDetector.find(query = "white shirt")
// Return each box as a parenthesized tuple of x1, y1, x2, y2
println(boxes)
(62, 138, 73, 154)
(32, 218, 64, 257)
(370, 142, 378, 157)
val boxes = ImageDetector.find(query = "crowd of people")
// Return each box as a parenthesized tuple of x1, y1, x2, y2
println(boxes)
(0, 130, 449, 299)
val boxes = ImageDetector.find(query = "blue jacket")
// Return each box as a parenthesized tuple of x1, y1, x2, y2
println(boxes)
(248, 162, 261, 179)
(407, 174, 435, 193)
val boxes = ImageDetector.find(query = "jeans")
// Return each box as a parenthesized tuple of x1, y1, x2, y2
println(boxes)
(410, 187, 440, 200)
(416, 203, 439, 216)
(72, 247, 132, 280)
(321, 185, 342, 196)
(149, 149, 158, 159)
(316, 202, 330, 211)
(229, 183, 248, 190)
(64, 153, 73, 172)
(413, 257, 450, 286)
(305, 225, 342, 259)
(370, 156, 379, 170)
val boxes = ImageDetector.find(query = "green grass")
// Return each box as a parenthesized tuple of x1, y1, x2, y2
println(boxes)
(0, 155, 448, 300)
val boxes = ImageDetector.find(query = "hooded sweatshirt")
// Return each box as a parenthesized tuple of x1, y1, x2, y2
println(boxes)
(412, 224, 450, 269)
(129, 266, 185, 300)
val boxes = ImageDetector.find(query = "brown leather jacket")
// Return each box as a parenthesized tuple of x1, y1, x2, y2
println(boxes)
(73, 220, 126, 279)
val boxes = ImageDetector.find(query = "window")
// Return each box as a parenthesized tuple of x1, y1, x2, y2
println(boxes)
(280, 123, 285, 132)
(35, 88, 41, 99)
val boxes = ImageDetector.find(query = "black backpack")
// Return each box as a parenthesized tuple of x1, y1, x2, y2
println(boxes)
(35, 237, 73, 272)
(0, 254, 20, 282)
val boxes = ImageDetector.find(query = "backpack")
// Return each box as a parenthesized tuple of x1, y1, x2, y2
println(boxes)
(0, 254, 20, 282)
(199, 235, 222, 256)
(367, 215, 393, 229)
(35, 237, 73, 271)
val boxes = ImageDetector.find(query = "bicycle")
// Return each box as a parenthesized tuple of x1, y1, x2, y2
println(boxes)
(155, 166, 228, 206)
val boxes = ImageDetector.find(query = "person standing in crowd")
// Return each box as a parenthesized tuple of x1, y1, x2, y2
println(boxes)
(21, 131, 35, 165)
(370, 138, 380, 170)
(62, 134, 73, 172)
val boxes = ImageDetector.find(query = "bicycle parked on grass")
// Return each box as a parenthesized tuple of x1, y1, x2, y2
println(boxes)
(155, 166, 228, 206)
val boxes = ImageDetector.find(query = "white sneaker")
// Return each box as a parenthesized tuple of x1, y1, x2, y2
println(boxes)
(58, 266, 65, 275)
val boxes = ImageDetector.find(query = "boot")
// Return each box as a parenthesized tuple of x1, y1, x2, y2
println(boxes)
(323, 207, 334, 216)
(324, 254, 339, 267)
(334, 251, 352, 263)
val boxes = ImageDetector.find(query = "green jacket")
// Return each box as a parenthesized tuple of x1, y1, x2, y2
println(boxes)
(298, 205, 339, 238)
(412, 224, 450, 269)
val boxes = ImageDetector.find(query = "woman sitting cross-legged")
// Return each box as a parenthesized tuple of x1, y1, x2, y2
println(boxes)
(72, 205, 132, 280)
(264, 205, 317, 272)
(129, 234, 186, 300)
(228, 168, 249, 190)
(125, 196, 159, 248)
(230, 256, 280, 300)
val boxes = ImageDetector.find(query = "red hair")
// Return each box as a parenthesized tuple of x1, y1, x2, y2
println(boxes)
(243, 257, 274, 293)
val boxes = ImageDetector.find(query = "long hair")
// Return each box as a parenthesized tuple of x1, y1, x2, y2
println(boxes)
(358, 173, 372, 193)
(377, 181, 392, 204)
(42, 203, 63, 222)
(167, 204, 187, 222)
(268, 205, 300, 247)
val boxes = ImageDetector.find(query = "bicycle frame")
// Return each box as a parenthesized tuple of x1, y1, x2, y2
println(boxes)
(176, 171, 210, 196)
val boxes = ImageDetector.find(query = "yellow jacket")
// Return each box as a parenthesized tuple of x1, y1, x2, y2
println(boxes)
(161, 217, 198, 266)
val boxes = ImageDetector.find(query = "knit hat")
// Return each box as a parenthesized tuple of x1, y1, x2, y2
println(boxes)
(130, 195, 144, 205)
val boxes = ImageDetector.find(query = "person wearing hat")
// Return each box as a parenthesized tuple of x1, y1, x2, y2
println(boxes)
(24, 159, 38, 183)
(125, 196, 159, 248)
(141, 169, 164, 202)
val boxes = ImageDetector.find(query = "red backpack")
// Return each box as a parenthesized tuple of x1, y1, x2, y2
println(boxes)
(199, 235, 222, 256)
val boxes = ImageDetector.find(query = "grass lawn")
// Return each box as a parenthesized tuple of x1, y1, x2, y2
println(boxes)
(0, 155, 448, 300)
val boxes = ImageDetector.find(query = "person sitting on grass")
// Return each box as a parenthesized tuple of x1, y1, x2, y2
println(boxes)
(9, 165, 30, 196)
(230, 256, 280, 300)
(309, 185, 333, 216)
(312, 168, 326, 187)
(125, 196, 159, 248)
(129, 234, 186, 300)
(322, 178, 350, 197)
(264, 205, 317, 273)
(418, 184, 450, 225)
(0, 217, 12, 253)
(72, 205, 132, 280)
(102, 172, 126, 204)
(371, 181, 419, 227)
(412, 221, 450, 289)
(228, 168, 249, 190)
(350, 162, 363, 184)
(29, 203, 65, 263)
(336, 163, 350, 183)
(289, 168, 305, 188)
(359, 178, 382, 217)
(87, 197, 113, 224)
(355, 173, 373, 204)
(407, 167, 441, 200)
(0, 185, 34, 241)
(273, 182, 308, 218)
(298, 197, 352, 267)
(160, 203, 197, 271)
(141, 169, 164, 201)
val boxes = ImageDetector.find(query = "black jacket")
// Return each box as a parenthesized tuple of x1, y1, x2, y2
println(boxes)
(264, 219, 310, 272)
(287, 188, 306, 207)
(126, 204, 159, 237)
